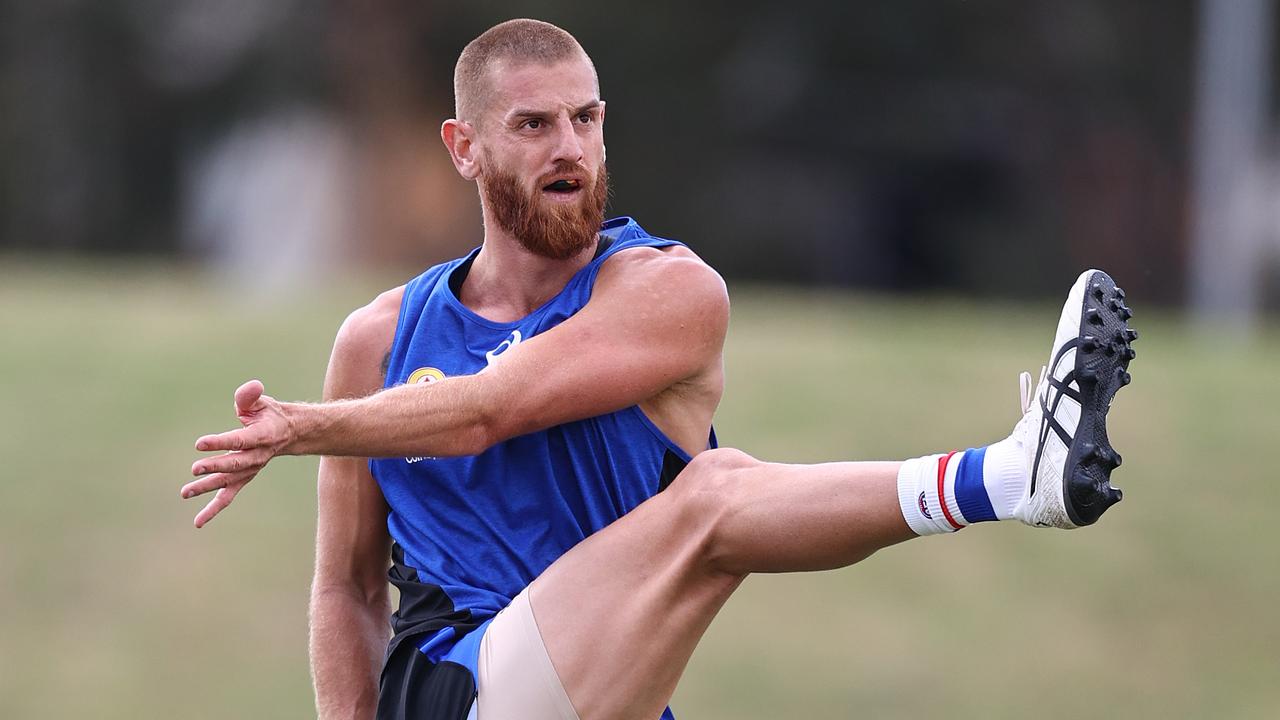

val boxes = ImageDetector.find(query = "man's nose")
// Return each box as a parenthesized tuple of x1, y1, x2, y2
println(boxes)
(550, 118, 585, 165)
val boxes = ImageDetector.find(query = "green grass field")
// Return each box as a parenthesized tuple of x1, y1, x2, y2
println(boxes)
(2, 258, 1278, 719)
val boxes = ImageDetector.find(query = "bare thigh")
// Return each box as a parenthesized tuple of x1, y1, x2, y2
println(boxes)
(529, 449, 911, 720)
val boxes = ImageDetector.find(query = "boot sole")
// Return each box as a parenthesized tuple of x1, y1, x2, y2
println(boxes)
(1062, 270, 1136, 526)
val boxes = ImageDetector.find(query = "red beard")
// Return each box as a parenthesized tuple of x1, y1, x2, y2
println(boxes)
(481, 161, 609, 260)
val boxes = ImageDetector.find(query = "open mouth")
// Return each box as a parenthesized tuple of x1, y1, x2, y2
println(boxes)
(542, 178, 583, 195)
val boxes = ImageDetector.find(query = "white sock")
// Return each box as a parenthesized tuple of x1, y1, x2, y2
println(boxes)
(895, 439, 1028, 536)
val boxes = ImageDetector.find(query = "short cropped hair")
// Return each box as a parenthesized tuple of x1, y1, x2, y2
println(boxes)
(454, 19, 597, 124)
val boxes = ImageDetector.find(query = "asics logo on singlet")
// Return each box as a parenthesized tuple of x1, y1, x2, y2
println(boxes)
(485, 330, 522, 367)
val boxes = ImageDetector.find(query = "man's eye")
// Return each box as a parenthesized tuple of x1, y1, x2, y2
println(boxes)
(524, 119, 542, 130)
(577, 113, 592, 124)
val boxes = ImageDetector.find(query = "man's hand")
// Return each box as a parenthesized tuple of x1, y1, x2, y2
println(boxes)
(183, 379, 294, 528)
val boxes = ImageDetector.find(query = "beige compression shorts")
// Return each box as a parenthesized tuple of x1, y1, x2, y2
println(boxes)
(472, 586, 581, 720)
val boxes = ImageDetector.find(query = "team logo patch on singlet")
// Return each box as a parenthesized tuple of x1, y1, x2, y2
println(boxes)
(405, 367, 445, 463)
(407, 366, 446, 385)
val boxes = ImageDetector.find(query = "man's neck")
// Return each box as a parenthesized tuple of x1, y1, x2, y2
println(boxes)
(458, 222, 598, 323)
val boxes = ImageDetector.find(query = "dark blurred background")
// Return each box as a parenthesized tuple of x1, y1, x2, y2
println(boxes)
(6, 0, 1276, 319)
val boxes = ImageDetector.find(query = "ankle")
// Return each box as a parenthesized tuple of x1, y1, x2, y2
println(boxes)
(895, 442, 1030, 536)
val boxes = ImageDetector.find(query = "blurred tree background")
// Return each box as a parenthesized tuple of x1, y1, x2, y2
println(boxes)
(3, 0, 1250, 305)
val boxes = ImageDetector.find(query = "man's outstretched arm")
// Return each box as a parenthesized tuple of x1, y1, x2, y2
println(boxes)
(309, 293, 397, 719)
(183, 247, 728, 523)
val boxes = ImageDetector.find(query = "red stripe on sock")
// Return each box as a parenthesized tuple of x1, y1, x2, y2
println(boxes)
(937, 451, 964, 531)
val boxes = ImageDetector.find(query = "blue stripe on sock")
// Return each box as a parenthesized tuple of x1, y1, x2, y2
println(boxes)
(955, 446, 997, 523)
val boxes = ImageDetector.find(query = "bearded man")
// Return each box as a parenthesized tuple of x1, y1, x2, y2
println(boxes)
(183, 18, 1137, 720)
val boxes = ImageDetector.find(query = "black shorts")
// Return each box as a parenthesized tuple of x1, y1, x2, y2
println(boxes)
(377, 638, 476, 720)
(378, 544, 483, 720)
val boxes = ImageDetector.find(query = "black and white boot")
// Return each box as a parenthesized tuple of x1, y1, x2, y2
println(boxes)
(1012, 269, 1137, 529)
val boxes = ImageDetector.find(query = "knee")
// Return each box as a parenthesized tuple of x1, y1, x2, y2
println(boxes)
(672, 449, 759, 502)
(665, 448, 762, 570)
(685, 447, 759, 477)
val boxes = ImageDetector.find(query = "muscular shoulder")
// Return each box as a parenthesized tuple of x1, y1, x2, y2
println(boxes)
(594, 245, 726, 447)
(325, 286, 405, 400)
(336, 286, 404, 352)
(594, 245, 730, 337)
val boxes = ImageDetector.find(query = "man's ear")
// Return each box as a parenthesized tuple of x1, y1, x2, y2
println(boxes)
(441, 119, 481, 180)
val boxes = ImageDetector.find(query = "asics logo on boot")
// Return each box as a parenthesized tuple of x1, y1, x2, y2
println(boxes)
(1030, 340, 1080, 495)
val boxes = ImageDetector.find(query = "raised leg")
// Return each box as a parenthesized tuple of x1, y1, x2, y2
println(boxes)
(527, 449, 912, 720)
(517, 268, 1137, 719)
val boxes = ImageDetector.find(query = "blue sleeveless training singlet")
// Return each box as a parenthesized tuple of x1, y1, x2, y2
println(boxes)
(371, 217, 709, 719)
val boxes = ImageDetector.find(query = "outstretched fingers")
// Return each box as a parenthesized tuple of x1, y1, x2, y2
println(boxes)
(182, 465, 257, 498)
(182, 468, 259, 527)
(183, 451, 269, 525)
(192, 481, 249, 528)
(195, 425, 271, 453)
(191, 446, 273, 476)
